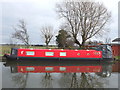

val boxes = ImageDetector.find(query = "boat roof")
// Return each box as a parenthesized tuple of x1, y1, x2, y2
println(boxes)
(16, 48, 99, 51)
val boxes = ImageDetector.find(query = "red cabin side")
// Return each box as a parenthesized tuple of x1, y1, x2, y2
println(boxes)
(17, 49, 102, 58)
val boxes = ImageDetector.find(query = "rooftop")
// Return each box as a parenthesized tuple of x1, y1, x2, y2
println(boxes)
(112, 38, 120, 42)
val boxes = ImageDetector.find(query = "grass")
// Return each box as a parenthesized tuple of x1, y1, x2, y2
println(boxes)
(0, 45, 57, 56)
(114, 56, 120, 60)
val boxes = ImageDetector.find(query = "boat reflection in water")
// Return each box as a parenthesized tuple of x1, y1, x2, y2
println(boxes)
(3, 59, 114, 88)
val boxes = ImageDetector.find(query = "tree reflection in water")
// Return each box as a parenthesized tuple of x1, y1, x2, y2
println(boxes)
(59, 73, 106, 88)
(11, 72, 108, 88)
(10, 62, 112, 88)
(41, 73, 53, 88)
(79, 73, 104, 88)
(12, 73, 28, 88)
(59, 73, 72, 88)
(70, 73, 79, 88)
(96, 64, 112, 78)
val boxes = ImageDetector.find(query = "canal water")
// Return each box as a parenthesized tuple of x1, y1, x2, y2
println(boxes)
(1, 59, 119, 88)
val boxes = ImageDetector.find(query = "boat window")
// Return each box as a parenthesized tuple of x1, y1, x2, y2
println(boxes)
(11, 49, 17, 55)
(26, 51, 35, 55)
(12, 50, 15, 55)
(45, 67, 54, 71)
(26, 67, 35, 71)
(60, 67, 66, 71)
(60, 52, 66, 56)
(45, 52, 54, 56)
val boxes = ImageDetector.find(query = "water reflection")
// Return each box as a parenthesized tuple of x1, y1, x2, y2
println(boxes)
(42, 73, 53, 88)
(59, 73, 106, 88)
(12, 73, 28, 88)
(2, 59, 118, 88)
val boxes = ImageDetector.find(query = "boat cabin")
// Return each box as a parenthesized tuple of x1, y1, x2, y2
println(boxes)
(7, 45, 113, 60)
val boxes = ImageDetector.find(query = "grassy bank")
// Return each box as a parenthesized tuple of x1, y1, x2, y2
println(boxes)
(0, 45, 57, 56)
(114, 56, 120, 60)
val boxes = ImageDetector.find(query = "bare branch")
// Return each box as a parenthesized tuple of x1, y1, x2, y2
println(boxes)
(40, 25, 54, 48)
(12, 19, 29, 47)
(56, 1, 111, 47)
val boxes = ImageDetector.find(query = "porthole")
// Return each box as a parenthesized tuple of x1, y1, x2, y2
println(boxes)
(87, 53, 90, 55)
(77, 53, 80, 55)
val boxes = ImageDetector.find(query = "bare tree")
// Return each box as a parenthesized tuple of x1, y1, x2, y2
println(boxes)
(40, 25, 54, 48)
(12, 19, 30, 47)
(56, 1, 111, 47)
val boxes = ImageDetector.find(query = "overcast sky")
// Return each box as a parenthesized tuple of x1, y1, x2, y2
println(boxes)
(0, 0, 119, 45)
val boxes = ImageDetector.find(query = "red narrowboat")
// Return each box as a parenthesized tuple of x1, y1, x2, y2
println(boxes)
(4, 45, 113, 60)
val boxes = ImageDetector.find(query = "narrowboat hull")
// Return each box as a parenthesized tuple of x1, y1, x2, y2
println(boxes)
(4, 54, 114, 61)
(4, 45, 113, 61)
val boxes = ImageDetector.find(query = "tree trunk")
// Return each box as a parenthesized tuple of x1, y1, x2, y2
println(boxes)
(81, 36, 86, 48)
(46, 43, 49, 49)
(74, 38, 82, 48)
(81, 40, 86, 46)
